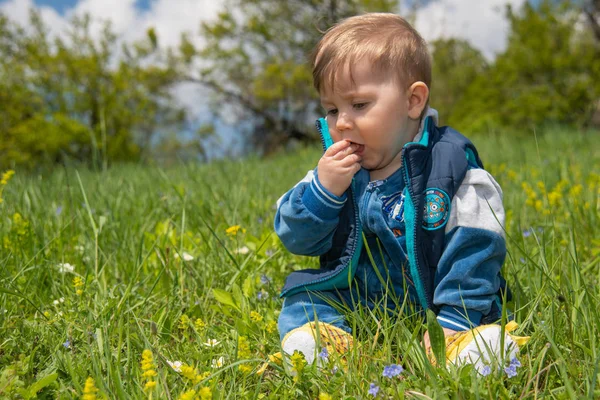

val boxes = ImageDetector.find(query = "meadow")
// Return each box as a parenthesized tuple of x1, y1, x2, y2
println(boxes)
(0, 128, 599, 399)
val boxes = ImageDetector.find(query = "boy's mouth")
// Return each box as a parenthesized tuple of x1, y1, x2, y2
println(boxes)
(354, 143, 365, 156)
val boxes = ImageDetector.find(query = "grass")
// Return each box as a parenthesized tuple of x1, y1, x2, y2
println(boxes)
(0, 128, 599, 399)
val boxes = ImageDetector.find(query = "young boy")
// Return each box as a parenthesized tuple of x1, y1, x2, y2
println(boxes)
(274, 13, 527, 372)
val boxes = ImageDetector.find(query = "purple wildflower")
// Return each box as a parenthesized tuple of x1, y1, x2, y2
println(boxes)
(257, 291, 266, 300)
(63, 339, 71, 349)
(520, 258, 526, 264)
(260, 274, 271, 285)
(382, 364, 403, 378)
(56, 206, 63, 216)
(504, 364, 517, 378)
(265, 249, 275, 257)
(510, 357, 522, 368)
(318, 347, 329, 360)
(522, 229, 531, 237)
(368, 383, 380, 396)
(481, 365, 491, 376)
(331, 366, 339, 374)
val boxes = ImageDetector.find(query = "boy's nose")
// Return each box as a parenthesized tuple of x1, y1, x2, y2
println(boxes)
(335, 112, 353, 132)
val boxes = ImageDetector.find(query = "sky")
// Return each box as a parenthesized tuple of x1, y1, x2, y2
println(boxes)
(0, 0, 528, 154)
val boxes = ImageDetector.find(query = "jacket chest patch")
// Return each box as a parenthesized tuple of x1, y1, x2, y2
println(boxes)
(381, 191, 405, 223)
(422, 188, 450, 230)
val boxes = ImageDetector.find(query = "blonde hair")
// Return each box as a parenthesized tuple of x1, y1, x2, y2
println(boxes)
(312, 13, 431, 95)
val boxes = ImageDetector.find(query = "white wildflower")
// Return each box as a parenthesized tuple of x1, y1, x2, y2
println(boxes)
(203, 339, 221, 347)
(174, 252, 194, 261)
(234, 246, 250, 255)
(57, 263, 75, 273)
(166, 360, 183, 372)
(211, 356, 225, 368)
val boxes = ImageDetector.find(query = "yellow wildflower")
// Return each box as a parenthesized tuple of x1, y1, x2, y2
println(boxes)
(265, 320, 277, 334)
(225, 225, 246, 236)
(180, 364, 198, 382)
(319, 393, 332, 400)
(82, 376, 99, 400)
(239, 364, 253, 374)
(144, 380, 157, 390)
(238, 336, 251, 358)
(140, 349, 157, 391)
(1, 170, 15, 185)
(507, 170, 517, 181)
(178, 390, 197, 400)
(180, 314, 190, 330)
(569, 184, 583, 197)
(548, 191, 562, 207)
(199, 387, 212, 400)
(194, 318, 206, 330)
(250, 311, 263, 323)
(73, 276, 84, 288)
(290, 351, 306, 374)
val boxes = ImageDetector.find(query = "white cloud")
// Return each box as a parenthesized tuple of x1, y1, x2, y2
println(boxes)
(414, 0, 526, 59)
(0, 0, 68, 38)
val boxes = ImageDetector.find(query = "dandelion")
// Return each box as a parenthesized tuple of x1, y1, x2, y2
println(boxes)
(234, 246, 250, 255)
(382, 364, 403, 378)
(226, 225, 246, 236)
(368, 383, 380, 396)
(481, 365, 492, 377)
(319, 393, 332, 400)
(82, 376, 99, 400)
(504, 364, 517, 378)
(57, 263, 75, 273)
(211, 356, 224, 368)
(203, 339, 221, 347)
(318, 347, 329, 360)
(250, 311, 263, 322)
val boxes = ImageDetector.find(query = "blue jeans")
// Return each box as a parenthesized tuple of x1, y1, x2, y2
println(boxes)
(277, 256, 419, 341)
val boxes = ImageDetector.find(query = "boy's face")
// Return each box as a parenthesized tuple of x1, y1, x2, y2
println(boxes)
(319, 59, 418, 181)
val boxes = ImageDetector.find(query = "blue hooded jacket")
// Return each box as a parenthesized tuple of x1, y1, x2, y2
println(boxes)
(275, 114, 510, 331)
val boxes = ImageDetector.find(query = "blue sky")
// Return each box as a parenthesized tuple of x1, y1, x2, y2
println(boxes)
(30, 0, 152, 14)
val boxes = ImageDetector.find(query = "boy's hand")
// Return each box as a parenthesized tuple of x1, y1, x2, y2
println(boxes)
(318, 140, 363, 197)
(423, 328, 458, 352)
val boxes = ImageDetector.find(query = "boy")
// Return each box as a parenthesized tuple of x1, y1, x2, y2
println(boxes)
(274, 13, 527, 373)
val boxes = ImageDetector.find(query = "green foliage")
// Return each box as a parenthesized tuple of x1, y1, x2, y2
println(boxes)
(449, 0, 600, 132)
(0, 10, 185, 170)
(430, 38, 488, 125)
(0, 128, 599, 397)
(185, 0, 399, 154)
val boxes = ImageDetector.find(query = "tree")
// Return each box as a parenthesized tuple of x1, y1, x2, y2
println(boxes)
(449, 0, 600, 132)
(0, 10, 185, 169)
(429, 38, 488, 125)
(180, 0, 400, 155)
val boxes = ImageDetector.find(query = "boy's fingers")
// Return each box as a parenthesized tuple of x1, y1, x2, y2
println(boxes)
(324, 139, 352, 157)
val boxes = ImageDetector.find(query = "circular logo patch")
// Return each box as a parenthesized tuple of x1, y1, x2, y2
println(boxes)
(422, 188, 450, 230)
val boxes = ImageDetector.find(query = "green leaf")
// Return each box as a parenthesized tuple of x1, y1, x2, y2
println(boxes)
(26, 372, 58, 397)
(426, 309, 446, 368)
(212, 288, 240, 311)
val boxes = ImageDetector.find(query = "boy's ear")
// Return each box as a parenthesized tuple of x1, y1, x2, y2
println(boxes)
(407, 82, 429, 120)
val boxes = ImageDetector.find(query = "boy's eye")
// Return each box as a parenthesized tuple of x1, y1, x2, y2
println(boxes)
(353, 102, 368, 110)
(326, 109, 338, 116)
